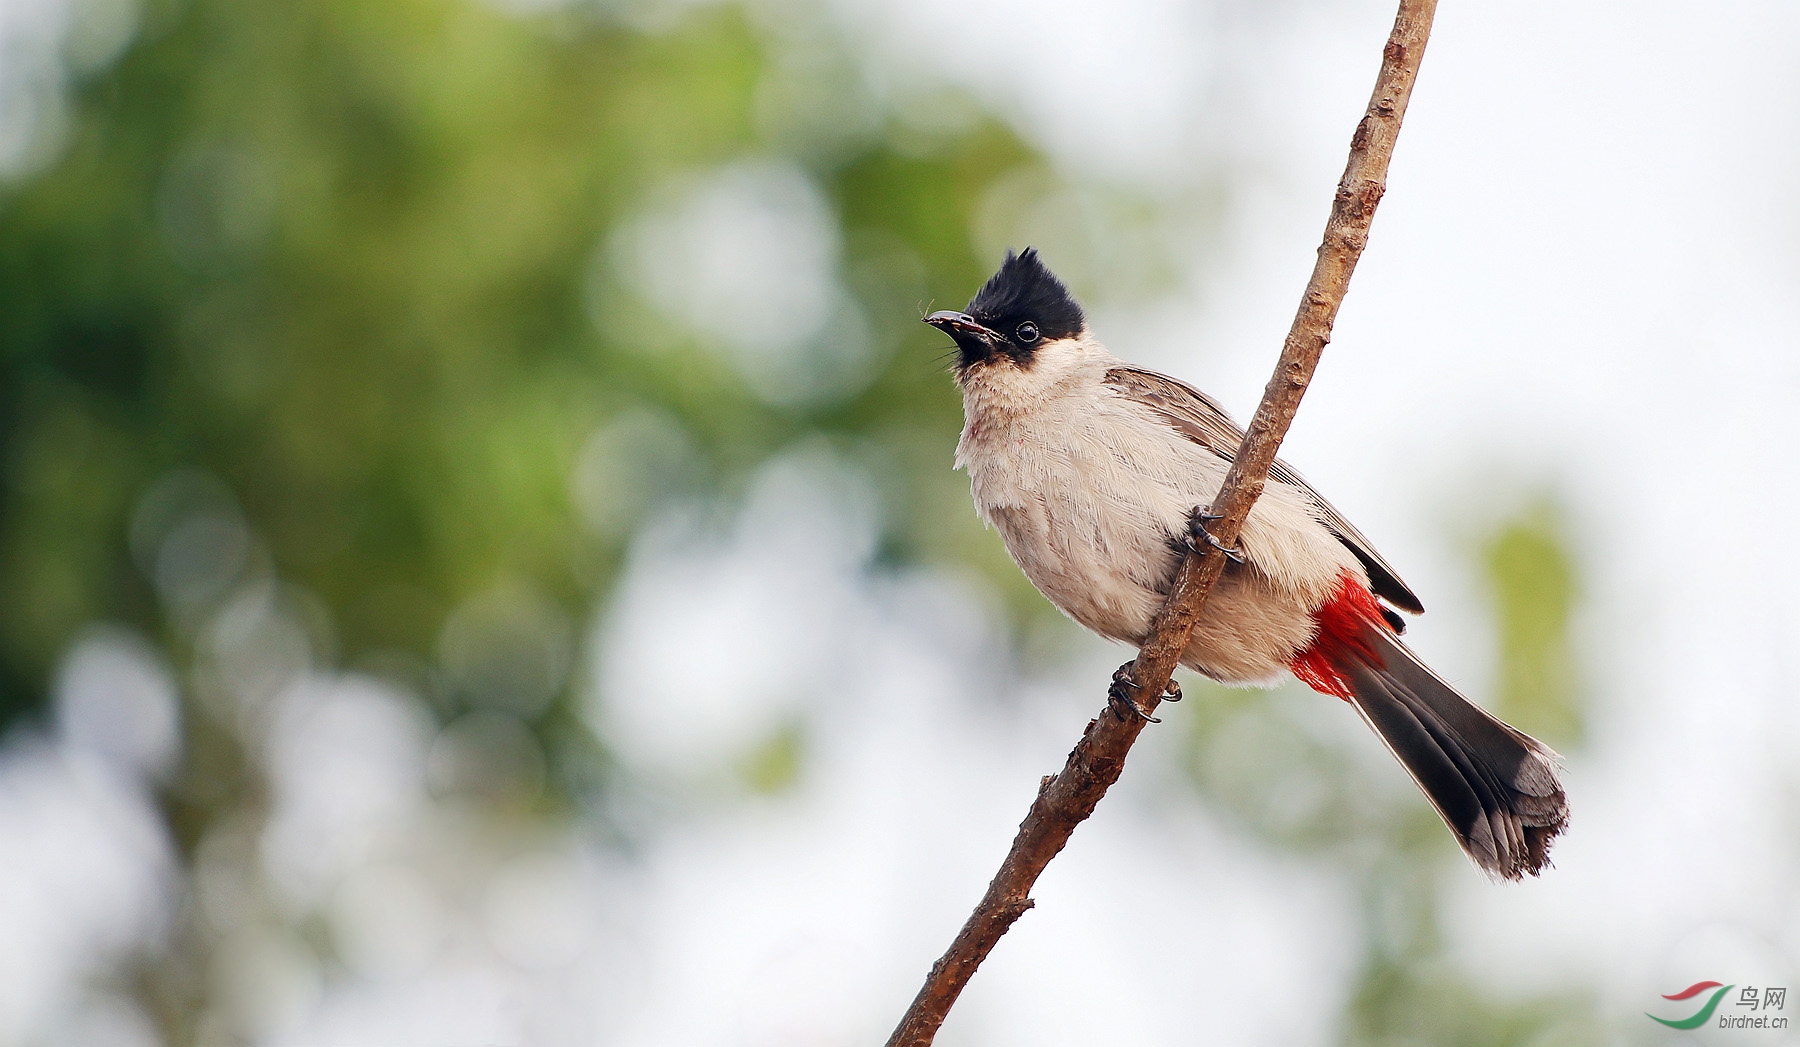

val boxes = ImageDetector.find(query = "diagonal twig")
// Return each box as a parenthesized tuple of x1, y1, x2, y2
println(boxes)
(884, 2, 1440, 1043)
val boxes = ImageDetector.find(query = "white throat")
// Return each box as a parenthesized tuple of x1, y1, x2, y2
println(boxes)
(955, 331, 1114, 422)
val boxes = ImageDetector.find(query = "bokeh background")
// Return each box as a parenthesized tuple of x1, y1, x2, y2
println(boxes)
(1, 0, 1797, 1043)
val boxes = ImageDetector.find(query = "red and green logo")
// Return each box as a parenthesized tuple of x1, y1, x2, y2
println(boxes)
(1648, 981, 1732, 1029)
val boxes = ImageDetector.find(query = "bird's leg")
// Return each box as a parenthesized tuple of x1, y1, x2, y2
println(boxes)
(1186, 507, 1245, 564)
(1108, 663, 1182, 723)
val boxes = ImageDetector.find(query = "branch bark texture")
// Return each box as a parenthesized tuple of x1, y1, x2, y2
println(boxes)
(884, 3, 1438, 1044)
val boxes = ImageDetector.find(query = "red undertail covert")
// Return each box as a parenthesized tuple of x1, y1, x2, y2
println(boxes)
(1289, 570, 1390, 699)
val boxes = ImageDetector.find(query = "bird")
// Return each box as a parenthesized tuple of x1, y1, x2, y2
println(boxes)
(924, 247, 1568, 880)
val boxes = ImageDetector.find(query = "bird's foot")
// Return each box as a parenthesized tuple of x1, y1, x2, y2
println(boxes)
(1186, 508, 1245, 564)
(1107, 663, 1181, 723)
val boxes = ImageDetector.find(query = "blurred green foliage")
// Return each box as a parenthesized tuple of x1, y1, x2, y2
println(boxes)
(0, 0, 1048, 730)
(1, 1, 1072, 1038)
(1346, 957, 1600, 1047)
(737, 715, 805, 794)
(1482, 500, 1583, 748)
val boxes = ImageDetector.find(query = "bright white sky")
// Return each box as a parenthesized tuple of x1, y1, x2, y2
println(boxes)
(2, 0, 1798, 1044)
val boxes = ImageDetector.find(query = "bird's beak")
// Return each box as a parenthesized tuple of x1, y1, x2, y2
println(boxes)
(924, 310, 1003, 363)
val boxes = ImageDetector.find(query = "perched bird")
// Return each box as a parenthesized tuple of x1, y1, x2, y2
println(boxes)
(925, 248, 1567, 879)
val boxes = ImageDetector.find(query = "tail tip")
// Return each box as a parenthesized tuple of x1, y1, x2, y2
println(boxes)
(1497, 817, 1567, 881)
(1480, 769, 1570, 881)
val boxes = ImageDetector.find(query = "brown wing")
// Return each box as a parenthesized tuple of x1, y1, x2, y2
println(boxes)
(1103, 366, 1424, 614)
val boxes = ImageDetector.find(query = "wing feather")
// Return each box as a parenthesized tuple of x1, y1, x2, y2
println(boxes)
(1102, 366, 1424, 614)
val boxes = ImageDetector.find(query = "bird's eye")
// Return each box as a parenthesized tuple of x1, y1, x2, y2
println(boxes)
(1015, 322, 1040, 343)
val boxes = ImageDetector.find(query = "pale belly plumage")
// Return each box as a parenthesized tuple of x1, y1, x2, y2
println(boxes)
(957, 359, 1362, 686)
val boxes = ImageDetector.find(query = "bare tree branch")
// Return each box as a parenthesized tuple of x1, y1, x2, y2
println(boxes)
(884, 3, 1440, 1044)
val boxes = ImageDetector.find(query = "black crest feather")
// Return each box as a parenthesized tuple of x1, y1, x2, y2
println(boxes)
(967, 248, 1084, 341)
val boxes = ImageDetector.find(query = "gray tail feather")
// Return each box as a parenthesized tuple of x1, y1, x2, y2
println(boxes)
(1343, 629, 1568, 879)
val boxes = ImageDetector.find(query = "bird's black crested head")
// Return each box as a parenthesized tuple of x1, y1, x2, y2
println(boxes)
(966, 248, 1084, 345)
(922, 248, 1085, 374)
